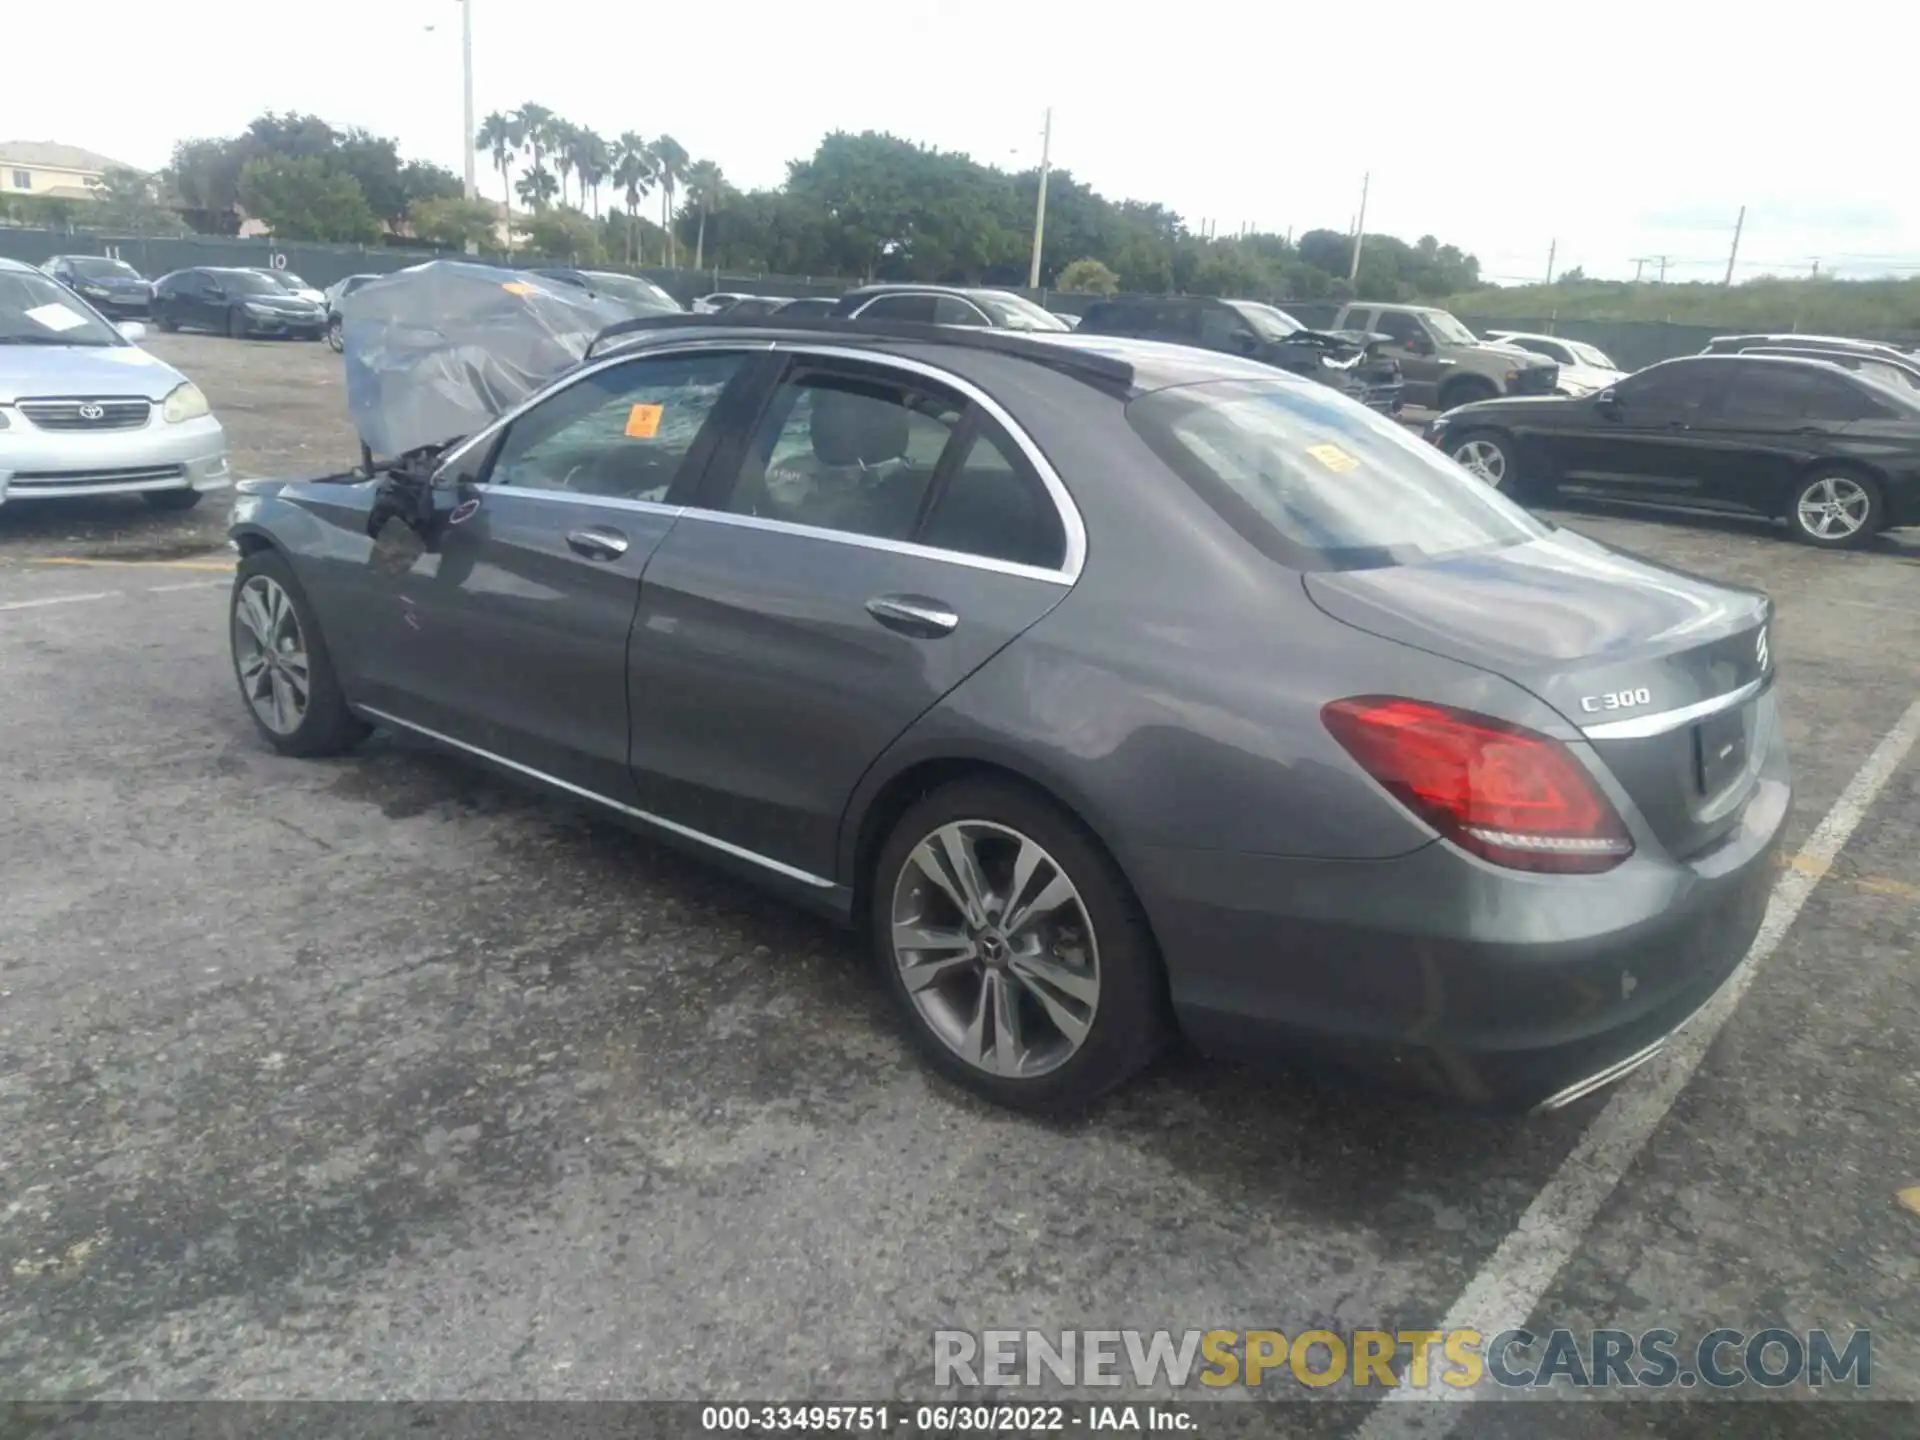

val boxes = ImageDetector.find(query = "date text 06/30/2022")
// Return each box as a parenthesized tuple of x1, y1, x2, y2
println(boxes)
(701, 1405, 1195, 1432)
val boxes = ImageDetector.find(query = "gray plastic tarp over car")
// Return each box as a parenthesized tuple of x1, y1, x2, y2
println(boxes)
(340, 261, 631, 459)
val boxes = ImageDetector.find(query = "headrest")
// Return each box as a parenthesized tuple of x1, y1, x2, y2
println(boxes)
(810, 387, 911, 467)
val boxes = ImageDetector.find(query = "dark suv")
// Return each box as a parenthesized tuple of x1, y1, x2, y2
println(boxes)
(1077, 295, 1403, 413)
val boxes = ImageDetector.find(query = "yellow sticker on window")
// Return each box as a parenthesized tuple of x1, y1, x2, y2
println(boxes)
(1306, 442, 1359, 473)
(624, 403, 663, 439)
(501, 281, 535, 295)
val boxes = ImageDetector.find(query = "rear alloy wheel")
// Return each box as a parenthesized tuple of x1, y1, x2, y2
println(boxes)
(154, 308, 178, 333)
(1451, 432, 1513, 490)
(1789, 471, 1880, 549)
(326, 316, 344, 352)
(230, 550, 370, 757)
(872, 778, 1168, 1112)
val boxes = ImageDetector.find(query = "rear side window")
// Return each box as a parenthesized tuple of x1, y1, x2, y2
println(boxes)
(1720, 364, 1886, 422)
(1127, 378, 1547, 571)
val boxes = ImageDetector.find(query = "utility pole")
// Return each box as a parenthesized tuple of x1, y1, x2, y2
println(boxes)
(1810, 258, 1821, 279)
(1027, 106, 1052, 290)
(1545, 238, 1556, 285)
(458, 0, 477, 201)
(1347, 171, 1369, 286)
(1631, 257, 1646, 283)
(1724, 204, 1745, 286)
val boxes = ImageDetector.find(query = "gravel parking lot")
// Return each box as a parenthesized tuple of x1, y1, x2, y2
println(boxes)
(4, 334, 1918, 1426)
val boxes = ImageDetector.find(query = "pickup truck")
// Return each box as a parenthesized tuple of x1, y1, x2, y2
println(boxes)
(1326, 302, 1559, 411)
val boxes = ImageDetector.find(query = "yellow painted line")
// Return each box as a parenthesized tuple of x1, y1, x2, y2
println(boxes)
(32, 556, 234, 572)
(1899, 1187, 1920, 1218)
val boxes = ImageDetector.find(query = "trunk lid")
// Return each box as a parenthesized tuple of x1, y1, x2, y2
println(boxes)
(1304, 527, 1774, 860)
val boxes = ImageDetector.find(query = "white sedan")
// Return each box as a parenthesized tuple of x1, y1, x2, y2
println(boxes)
(1485, 330, 1628, 396)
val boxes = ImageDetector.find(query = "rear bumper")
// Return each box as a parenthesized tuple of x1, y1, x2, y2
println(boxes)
(1136, 760, 1790, 1111)
(0, 415, 231, 503)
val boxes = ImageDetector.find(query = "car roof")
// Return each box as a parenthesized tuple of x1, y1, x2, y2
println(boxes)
(0, 256, 40, 273)
(589, 313, 1292, 395)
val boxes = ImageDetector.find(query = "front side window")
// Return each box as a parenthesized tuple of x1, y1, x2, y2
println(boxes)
(1614, 360, 1723, 416)
(1423, 311, 1478, 345)
(1128, 378, 1547, 571)
(1225, 301, 1303, 340)
(1373, 311, 1426, 348)
(487, 351, 747, 501)
(858, 294, 939, 324)
(1197, 304, 1257, 350)
(218, 270, 284, 296)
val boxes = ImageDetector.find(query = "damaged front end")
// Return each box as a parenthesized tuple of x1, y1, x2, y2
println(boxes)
(339, 260, 631, 549)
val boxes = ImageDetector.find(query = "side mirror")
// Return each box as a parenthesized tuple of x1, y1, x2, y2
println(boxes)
(1406, 334, 1435, 355)
(1594, 389, 1620, 415)
(117, 321, 147, 343)
(1228, 330, 1260, 355)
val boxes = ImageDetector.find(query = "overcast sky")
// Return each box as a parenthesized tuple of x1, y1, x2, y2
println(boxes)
(10, 0, 1916, 284)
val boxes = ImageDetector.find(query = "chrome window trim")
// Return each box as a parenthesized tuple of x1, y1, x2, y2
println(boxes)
(849, 292, 993, 328)
(430, 338, 1089, 585)
(1581, 675, 1766, 741)
(358, 705, 837, 890)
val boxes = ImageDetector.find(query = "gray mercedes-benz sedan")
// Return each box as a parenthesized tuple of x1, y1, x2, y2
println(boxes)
(226, 317, 1790, 1114)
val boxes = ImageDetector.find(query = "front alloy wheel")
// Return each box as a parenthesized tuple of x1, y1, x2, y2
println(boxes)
(890, 820, 1101, 1080)
(1791, 473, 1878, 548)
(1452, 435, 1510, 488)
(233, 574, 310, 736)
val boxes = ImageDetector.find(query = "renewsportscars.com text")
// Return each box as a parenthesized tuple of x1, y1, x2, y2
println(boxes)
(933, 1327, 1872, 1391)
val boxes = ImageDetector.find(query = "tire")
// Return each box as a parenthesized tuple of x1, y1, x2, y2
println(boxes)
(229, 549, 370, 757)
(227, 307, 249, 340)
(869, 776, 1170, 1112)
(154, 307, 178, 333)
(1439, 376, 1497, 411)
(1787, 469, 1882, 549)
(1448, 429, 1518, 492)
(144, 489, 203, 512)
(326, 316, 344, 352)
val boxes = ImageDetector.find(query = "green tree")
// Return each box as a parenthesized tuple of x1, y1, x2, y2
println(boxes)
(683, 159, 726, 271)
(517, 206, 601, 264)
(651, 135, 689, 266)
(237, 154, 380, 242)
(165, 137, 250, 234)
(548, 118, 579, 208)
(86, 167, 185, 235)
(475, 110, 521, 231)
(1056, 257, 1120, 294)
(613, 133, 656, 265)
(514, 103, 556, 207)
(576, 129, 610, 218)
(409, 195, 498, 250)
(515, 166, 558, 211)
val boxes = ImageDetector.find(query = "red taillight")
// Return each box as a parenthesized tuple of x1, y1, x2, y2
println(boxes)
(1322, 696, 1634, 874)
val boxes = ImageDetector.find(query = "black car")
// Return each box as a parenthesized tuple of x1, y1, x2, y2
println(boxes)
(1077, 295, 1403, 413)
(829, 284, 1073, 332)
(1426, 353, 1920, 548)
(529, 268, 682, 315)
(227, 311, 1789, 1114)
(42, 254, 153, 317)
(152, 267, 326, 340)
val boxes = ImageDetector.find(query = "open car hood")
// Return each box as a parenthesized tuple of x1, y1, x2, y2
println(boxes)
(340, 260, 630, 458)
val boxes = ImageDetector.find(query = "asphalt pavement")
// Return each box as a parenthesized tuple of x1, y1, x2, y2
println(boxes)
(2, 335, 1917, 1432)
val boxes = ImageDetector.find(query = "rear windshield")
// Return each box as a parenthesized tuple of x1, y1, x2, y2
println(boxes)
(970, 291, 1072, 331)
(1127, 378, 1548, 571)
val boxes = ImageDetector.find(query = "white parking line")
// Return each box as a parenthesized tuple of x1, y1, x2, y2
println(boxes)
(1357, 693, 1920, 1437)
(0, 590, 123, 612)
(145, 580, 230, 594)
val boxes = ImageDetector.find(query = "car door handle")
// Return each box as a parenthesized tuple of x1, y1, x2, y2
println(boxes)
(566, 526, 629, 560)
(865, 594, 959, 637)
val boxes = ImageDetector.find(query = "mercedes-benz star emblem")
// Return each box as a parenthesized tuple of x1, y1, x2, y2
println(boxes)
(1755, 626, 1770, 673)
(77, 403, 105, 421)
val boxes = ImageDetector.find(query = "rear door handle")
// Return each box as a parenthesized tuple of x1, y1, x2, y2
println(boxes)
(866, 594, 959, 637)
(566, 525, 629, 560)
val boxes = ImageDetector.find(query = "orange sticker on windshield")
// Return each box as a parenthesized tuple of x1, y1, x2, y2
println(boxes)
(501, 281, 535, 295)
(1306, 442, 1359, 473)
(624, 403, 663, 438)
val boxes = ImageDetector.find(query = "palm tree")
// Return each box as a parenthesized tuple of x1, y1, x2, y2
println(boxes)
(683, 160, 726, 272)
(613, 132, 655, 266)
(475, 111, 521, 243)
(650, 135, 689, 267)
(515, 166, 557, 211)
(514, 103, 555, 208)
(576, 129, 610, 218)
(549, 119, 578, 208)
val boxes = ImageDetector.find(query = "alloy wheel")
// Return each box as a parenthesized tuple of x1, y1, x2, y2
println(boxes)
(1795, 476, 1871, 541)
(233, 575, 311, 735)
(1453, 438, 1508, 487)
(889, 820, 1101, 1079)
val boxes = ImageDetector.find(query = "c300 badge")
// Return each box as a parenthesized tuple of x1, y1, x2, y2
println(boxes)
(1580, 686, 1652, 715)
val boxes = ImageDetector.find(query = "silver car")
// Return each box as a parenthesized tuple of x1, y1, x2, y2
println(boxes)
(0, 256, 230, 511)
